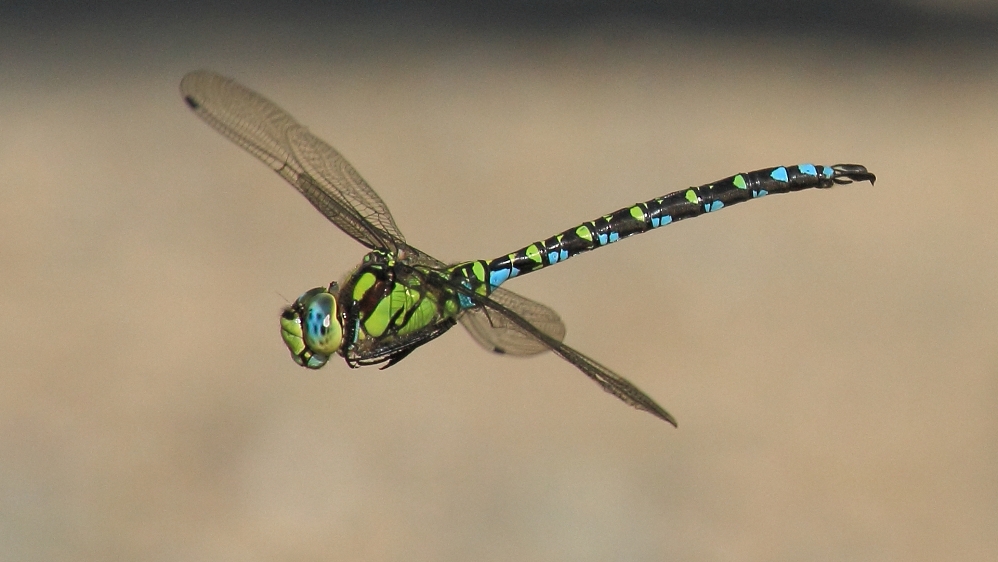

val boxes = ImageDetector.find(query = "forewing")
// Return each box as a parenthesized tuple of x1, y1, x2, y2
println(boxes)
(286, 126, 406, 252)
(458, 288, 566, 356)
(400, 246, 448, 269)
(180, 70, 403, 253)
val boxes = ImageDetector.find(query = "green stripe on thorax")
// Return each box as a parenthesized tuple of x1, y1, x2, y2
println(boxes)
(342, 251, 459, 343)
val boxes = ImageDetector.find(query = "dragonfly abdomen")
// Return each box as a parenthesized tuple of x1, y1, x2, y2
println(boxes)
(484, 163, 875, 289)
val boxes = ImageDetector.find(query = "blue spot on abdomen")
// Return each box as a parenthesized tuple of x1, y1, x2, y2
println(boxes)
(489, 268, 510, 288)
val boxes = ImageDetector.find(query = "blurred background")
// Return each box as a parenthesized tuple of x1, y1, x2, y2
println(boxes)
(2, 1, 997, 560)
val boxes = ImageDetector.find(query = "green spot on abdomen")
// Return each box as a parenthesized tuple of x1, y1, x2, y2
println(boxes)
(576, 225, 593, 242)
(685, 189, 699, 204)
(733, 174, 747, 189)
(525, 244, 543, 264)
(629, 205, 645, 221)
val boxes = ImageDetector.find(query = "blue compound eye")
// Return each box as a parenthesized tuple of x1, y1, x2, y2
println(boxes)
(280, 306, 326, 368)
(301, 292, 343, 356)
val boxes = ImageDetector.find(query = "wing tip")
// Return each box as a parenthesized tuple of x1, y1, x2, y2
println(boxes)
(659, 410, 679, 428)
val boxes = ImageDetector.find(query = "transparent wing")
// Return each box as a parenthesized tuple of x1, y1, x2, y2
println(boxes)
(458, 288, 566, 356)
(286, 126, 406, 252)
(443, 280, 676, 426)
(398, 245, 449, 269)
(180, 70, 405, 253)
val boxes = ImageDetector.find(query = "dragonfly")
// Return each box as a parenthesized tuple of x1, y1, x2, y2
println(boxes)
(181, 70, 875, 426)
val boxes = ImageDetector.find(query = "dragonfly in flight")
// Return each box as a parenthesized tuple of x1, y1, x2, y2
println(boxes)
(181, 70, 875, 426)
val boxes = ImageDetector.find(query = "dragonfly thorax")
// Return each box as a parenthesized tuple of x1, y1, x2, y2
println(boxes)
(337, 251, 457, 346)
(280, 250, 463, 370)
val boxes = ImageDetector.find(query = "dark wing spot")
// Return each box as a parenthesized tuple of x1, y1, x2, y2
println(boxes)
(184, 96, 200, 109)
(493, 347, 506, 354)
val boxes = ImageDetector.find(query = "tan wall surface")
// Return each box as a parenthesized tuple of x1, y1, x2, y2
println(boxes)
(2, 8, 997, 561)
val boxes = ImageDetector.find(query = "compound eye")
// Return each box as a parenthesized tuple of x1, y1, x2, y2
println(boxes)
(280, 306, 314, 367)
(302, 292, 343, 356)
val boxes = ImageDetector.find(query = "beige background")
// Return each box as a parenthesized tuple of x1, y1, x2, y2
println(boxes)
(2, 6, 997, 561)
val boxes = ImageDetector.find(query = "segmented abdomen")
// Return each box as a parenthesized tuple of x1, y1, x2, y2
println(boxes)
(469, 163, 874, 291)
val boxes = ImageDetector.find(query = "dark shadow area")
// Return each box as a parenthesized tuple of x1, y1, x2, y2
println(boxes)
(3, 0, 998, 43)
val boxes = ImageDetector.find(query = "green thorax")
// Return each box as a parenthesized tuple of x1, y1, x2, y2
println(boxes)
(338, 251, 484, 348)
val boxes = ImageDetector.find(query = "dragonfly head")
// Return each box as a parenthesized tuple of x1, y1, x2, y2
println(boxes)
(280, 284, 344, 369)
